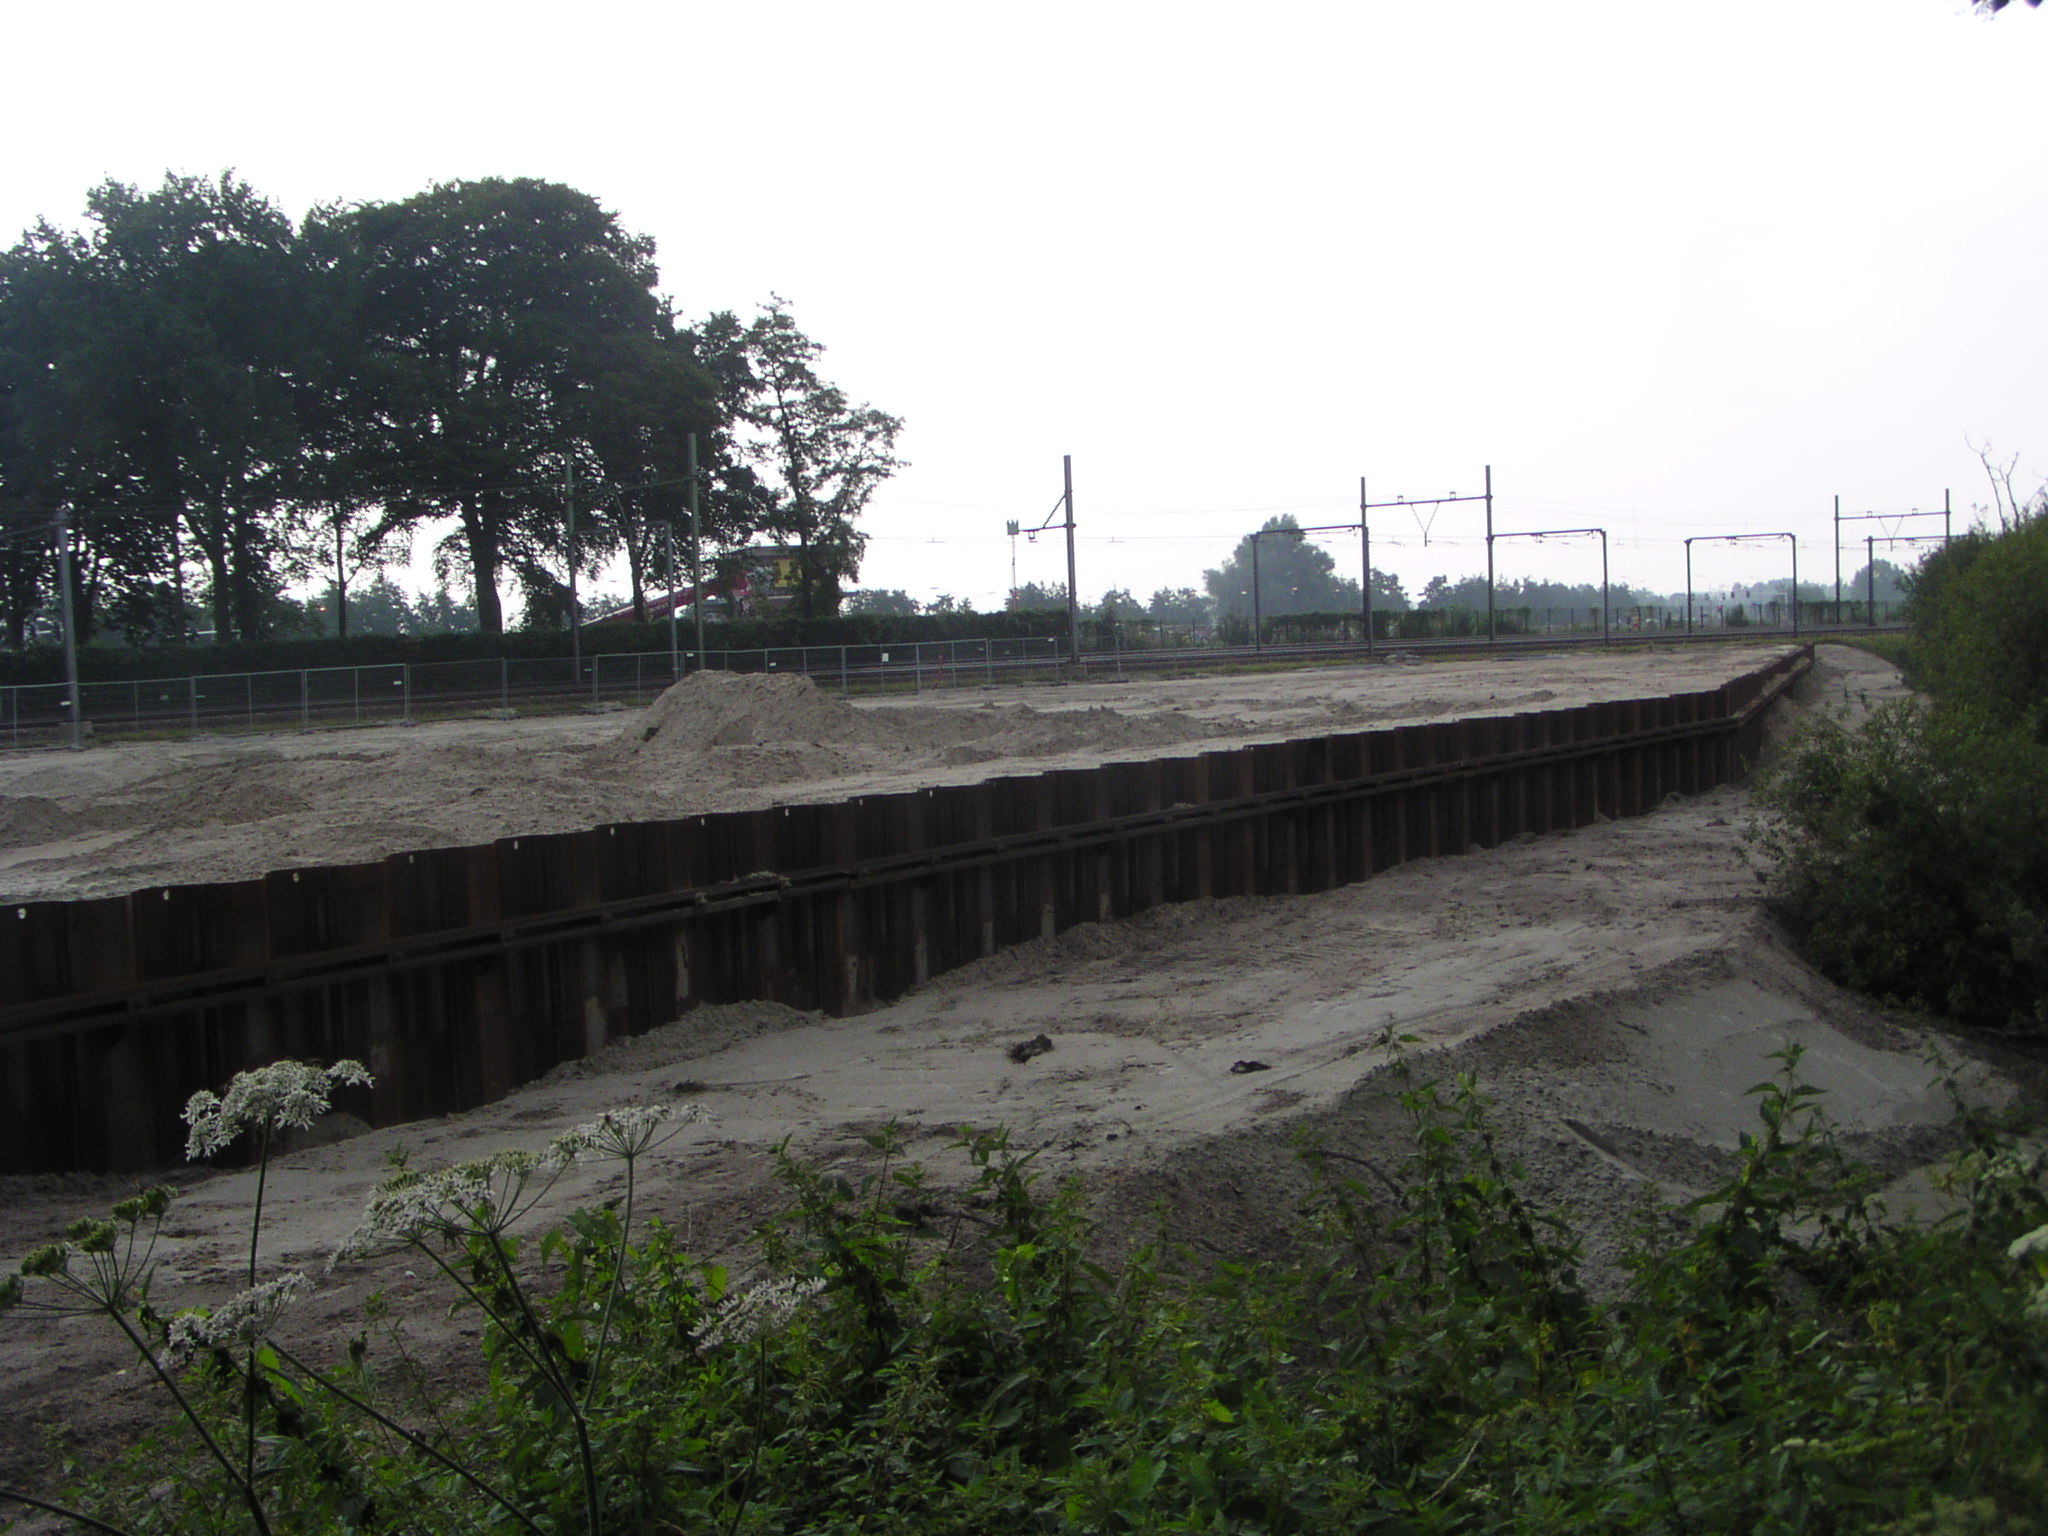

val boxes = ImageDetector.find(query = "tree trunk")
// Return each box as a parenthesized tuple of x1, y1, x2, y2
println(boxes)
(626, 524, 648, 623)
(187, 506, 235, 642)
(0, 542, 42, 650)
(228, 507, 266, 641)
(169, 522, 188, 642)
(334, 513, 349, 640)
(207, 547, 233, 642)
(461, 502, 504, 636)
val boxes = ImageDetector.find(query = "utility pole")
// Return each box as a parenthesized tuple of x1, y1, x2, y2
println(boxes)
(665, 519, 680, 677)
(689, 433, 706, 668)
(1833, 494, 1841, 625)
(1005, 520, 1021, 604)
(1251, 532, 1263, 653)
(55, 510, 82, 750)
(1484, 464, 1495, 643)
(1359, 477, 1374, 654)
(1063, 455, 1080, 671)
(565, 459, 581, 686)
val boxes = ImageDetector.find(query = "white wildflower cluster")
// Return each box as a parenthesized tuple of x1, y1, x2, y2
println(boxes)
(700, 1276, 825, 1349)
(2009, 1222, 2048, 1320)
(183, 1059, 374, 1161)
(549, 1103, 705, 1165)
(165, 1272, 311, 1364)
(330, 1150, 553, 1267)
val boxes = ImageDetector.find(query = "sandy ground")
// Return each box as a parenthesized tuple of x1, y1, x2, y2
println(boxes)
(3, 642, 1813, 904)
(6, 641, 2017, 1505)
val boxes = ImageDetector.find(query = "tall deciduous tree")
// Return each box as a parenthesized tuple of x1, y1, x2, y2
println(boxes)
(333, 178, 684, 635)
(709, 299, 904, 620)
(85, 174, 319, 642)
(1203, 515, 1404, 618)
(573, 309, 722, 622)
(2, 175, 316, 645)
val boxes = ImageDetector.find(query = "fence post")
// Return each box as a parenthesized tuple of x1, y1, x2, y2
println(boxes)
(246, 673, 254, 730)
(500, 657, 509, 712)
(403, 664, 412, 723)
(591, 653, 600, 709)
(190, 677, 199, 738)
(354, 667, 361, 726)
(133, 680, 141, 733)
(841, 645, 849, 694)
(300, 669, 309, 729)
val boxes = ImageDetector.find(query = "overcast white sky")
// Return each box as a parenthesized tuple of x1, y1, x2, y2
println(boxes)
(8, 0, 2046, 608)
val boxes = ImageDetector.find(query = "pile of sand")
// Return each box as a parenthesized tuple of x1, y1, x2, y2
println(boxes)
(628, 672, 879, 751)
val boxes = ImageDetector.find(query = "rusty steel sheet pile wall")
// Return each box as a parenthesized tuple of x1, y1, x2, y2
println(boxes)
(0, 648, 1810, 1174)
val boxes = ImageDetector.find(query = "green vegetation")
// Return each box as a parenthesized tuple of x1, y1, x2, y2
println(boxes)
(6, 1049, 2048, 1534)
(0, 175, 902, 646)
(1758, 512, 2048, 1039)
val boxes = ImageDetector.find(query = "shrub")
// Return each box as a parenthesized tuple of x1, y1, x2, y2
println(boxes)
(8, 1055, 2048, 1534)
(1757, 701, 2048, 1036)
(1908, 516, 2048, 729)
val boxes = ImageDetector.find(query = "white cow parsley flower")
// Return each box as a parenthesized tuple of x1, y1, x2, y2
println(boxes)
(330, 1149, 556, 1268)
(165, 1272, 311, 1364)
(701, 1276, 825, 1348)
(549, 1103, 705, 1166)
(184, 1059, 373, 1161)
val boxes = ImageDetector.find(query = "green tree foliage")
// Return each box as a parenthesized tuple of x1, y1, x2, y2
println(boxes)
(1146, 585, 1210, 626)
(303, 573, 476, 637)
(703, 298, 905, 620)
(1206, 516, 1360, 618)
(1761, 508, 2048, 1038)
(1096, 585, 1144, 621)
(1, 175, 900, 647)
(1907, 519, 2048, 728)
(841, 587, 921, 615)
(1759, 702, 2048, 1033)
(0, 174, 321, 645)
(331, 178, 718, 636)
(1007, 579, 1068, 612)
(1204, 516, 1408, 620)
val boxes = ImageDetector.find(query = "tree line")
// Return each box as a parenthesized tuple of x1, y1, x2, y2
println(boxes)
(0, 173, 904, 649)
(856, 514, 1699, 627)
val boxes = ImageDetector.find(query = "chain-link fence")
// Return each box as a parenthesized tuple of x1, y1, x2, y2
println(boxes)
(2, 603, 1908, 751)
(2, 636, 1073, 749)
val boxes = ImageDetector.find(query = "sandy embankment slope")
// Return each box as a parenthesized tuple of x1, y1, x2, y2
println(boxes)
(2, 643, 2021, 1494)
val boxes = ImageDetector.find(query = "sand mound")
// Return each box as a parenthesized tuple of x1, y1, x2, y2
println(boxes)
(0, 796, 80, 848)
(630, 672, 876, 751)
